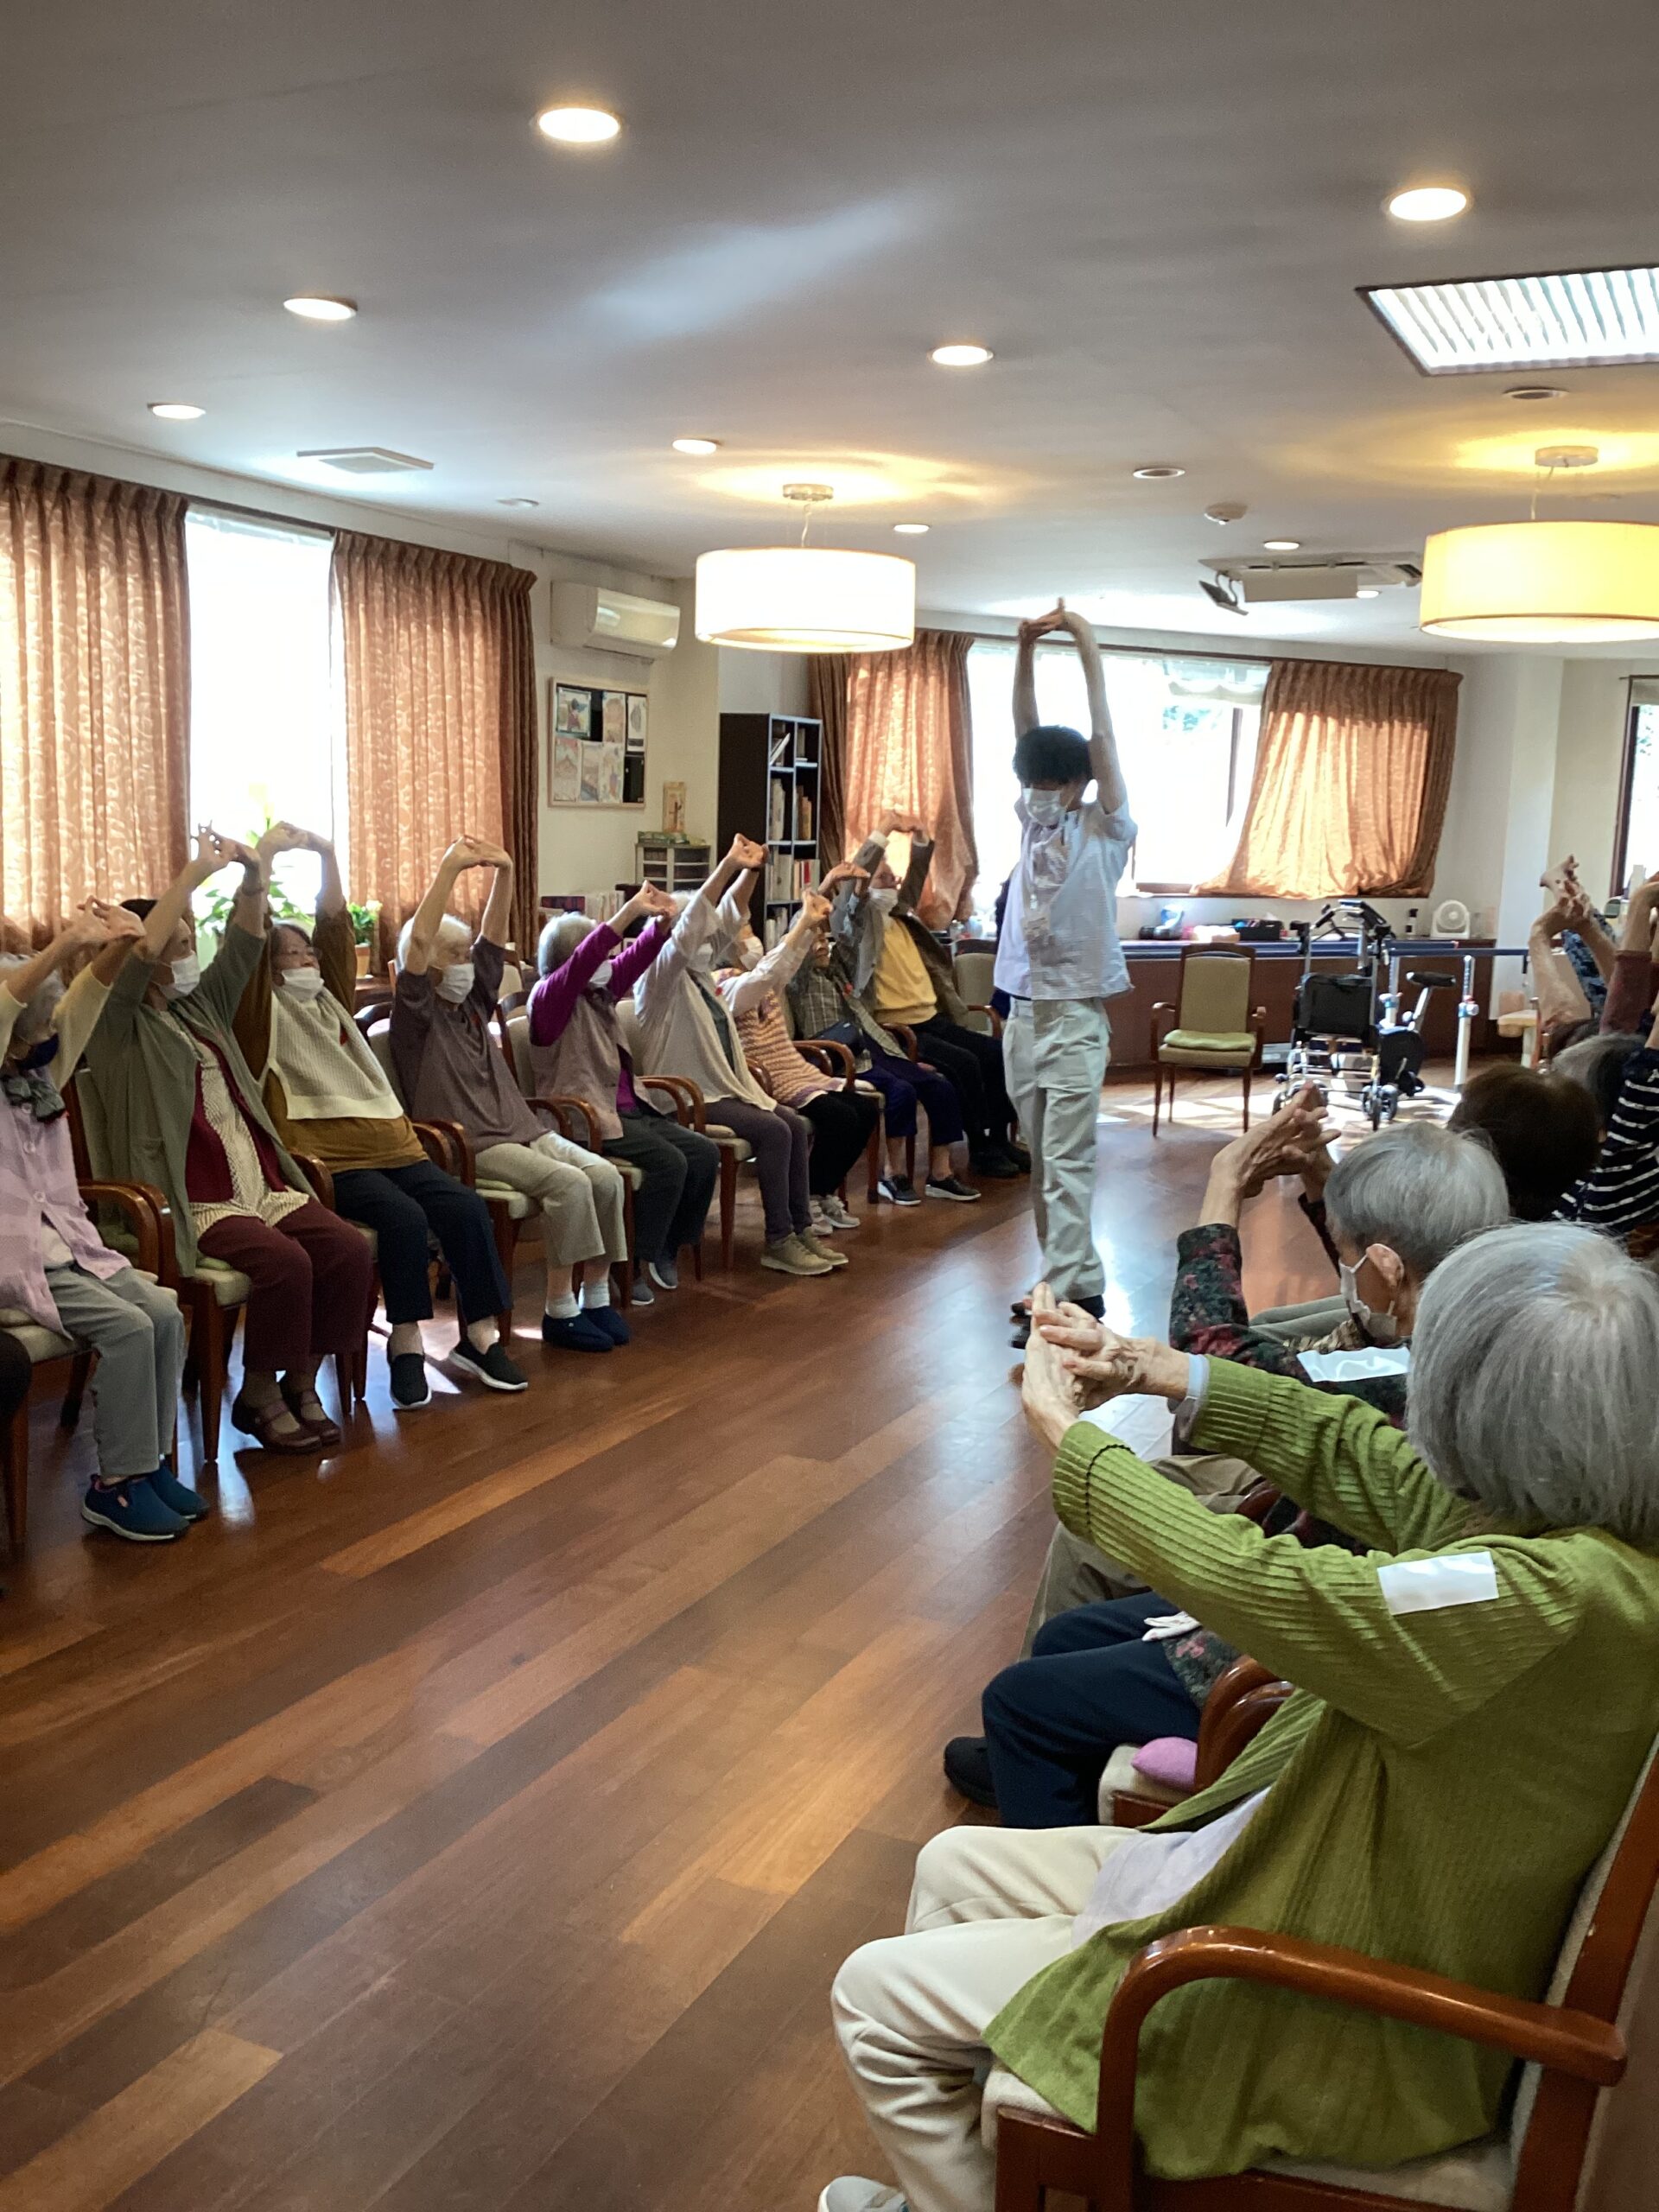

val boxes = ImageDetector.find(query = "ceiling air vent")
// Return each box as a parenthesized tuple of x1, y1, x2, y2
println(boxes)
(296, 447, 435, 476)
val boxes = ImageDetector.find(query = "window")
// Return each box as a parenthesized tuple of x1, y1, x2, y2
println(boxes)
(966, 641, 1264, 925)
(1613, 679, 1659, 896)
(185, 507, 340, 917)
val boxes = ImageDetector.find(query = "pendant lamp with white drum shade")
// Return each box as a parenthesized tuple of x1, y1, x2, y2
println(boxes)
(695, 484, 916, 652)
(1420, 448, 1659, 644)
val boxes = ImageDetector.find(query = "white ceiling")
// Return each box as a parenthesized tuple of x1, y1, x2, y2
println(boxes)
(6, 0, 1659, 647)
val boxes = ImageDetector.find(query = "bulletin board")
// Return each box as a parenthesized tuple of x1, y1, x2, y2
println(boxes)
(548, 681, 647, 808)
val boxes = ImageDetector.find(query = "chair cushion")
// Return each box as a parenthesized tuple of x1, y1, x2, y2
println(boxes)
(1096, 1741, 1184, 1821)
(704, 1125, 755, 1162)
(191, 1261, 251, 1305)
(0, 1319, 77, 1363)
(477, 1182, 538, 1220)
(1160, 1028, 1259, 1064)
(982, 2070, 1510, 2209)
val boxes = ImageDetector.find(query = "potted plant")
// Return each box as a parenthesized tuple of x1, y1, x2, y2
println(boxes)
(347, 901, 379, 976)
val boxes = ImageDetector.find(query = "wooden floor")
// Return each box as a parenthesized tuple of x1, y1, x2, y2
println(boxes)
(0, 1077, 1334, 2212)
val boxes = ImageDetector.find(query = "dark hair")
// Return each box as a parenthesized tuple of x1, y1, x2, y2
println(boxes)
(1013, 724, 1090, 786)
(1448, 1063, 1602, 1220)
(120, 897, 156, 922)
(1545, 1015, 1597, 1060)
(1554, 1031, 1645, 1132)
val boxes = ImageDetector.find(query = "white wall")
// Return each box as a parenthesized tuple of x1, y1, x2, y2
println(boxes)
(1548, 659, 1649, 899)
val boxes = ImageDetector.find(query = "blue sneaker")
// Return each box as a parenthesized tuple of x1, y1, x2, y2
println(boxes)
(540, 1312, 613, 1354)
(148, 1465, 210, 1521)
(582, 1304, 631, 1346)
(82, 1478, 188, 1543)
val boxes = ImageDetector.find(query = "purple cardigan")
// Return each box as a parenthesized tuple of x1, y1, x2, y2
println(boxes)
(525, 916, 670, 1132)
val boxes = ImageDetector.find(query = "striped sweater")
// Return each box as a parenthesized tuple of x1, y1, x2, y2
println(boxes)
(985, 1362, 1659, 2180)
(1557, 1046, 1659, 1243)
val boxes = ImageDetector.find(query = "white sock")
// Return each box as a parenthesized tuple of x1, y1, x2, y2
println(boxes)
(582, 1280, 612, 1309)
(466, 1318, 499, 1352)
(545, 1290, 580, 1320)
(388, 1322, 423, 1358)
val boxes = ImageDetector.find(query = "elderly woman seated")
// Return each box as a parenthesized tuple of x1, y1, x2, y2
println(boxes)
(229, 828, 522, 1410)
(83, 830, 377, 1455)
(721, 862, 880, 1237)
(824, 1225, 1659, 2212)
(391, 838, 632, 1353)
(943, 1117, 1510, 1822)
(529, 881, 720, 1299)
(1, 906, 200, 1541)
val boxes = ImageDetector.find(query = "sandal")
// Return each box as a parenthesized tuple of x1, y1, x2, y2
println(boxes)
(280, 1379, 342, 1447)
(231, 1393, 323, 1455)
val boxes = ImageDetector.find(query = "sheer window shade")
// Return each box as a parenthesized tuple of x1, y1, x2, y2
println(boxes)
(0, 458, 189, 944)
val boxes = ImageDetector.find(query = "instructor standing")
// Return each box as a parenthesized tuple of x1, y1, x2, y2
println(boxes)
(998, 604, 1136, 1343)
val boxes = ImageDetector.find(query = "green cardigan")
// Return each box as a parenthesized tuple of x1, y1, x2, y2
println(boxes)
(77, 921, 308, 1274)
(986, 1363, 1659, 2179)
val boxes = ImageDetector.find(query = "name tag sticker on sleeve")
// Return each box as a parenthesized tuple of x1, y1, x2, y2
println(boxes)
(1378, 1553, 1500, 1617)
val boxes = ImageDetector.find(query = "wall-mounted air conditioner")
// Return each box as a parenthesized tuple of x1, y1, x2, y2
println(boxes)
(550, 582, 680, 658)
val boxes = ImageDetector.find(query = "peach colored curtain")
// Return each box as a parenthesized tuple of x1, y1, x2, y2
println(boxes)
(0, 458, 189, 947)
(334, 532, 537, 959)
(1203, 658, 1461, 899)
(807, 654, 849, 869)
(841, 629, 977, 925)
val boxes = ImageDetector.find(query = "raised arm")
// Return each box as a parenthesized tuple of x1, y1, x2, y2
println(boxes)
(719, 893, 830, 1015)
(1528, 894, 1592, 1042)
(1013, 612, 1047, 735)
(1056, 608, 1128, 812)
(644, 835, 765, 1004)
(403, 839, 474, 976)
(1605, 877, 1659, 1033)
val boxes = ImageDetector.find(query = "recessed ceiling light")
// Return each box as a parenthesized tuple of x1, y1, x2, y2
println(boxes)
(283, 296, 357, 322)
(1386, 184, 1471, 224)
(893, 522, 930, 535)
(498, 497, 540, 509)
(1262, 537, 1301, 551)
(536, 105, 621, 144)
(1131, 464, 1185, 480)
(930, 342, 993, 367)
(1363, 265, 1659, 374)
(148, 401, 204, 421)
(671, 436, 721, 455)
(1505, 384, 1569, 402)
(1357, 587, 1381, 598)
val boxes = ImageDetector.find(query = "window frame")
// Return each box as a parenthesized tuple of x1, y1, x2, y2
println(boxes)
(1610, 677, 1659, 901)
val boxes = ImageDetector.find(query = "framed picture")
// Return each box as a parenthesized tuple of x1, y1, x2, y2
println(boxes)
(547, 679, 648, 808)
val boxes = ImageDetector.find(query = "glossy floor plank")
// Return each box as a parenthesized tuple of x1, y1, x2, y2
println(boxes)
(0, 1076, 1332, 2210)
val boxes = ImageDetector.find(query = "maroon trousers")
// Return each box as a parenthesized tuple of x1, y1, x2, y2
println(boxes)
(196, 1201, 373, 1372)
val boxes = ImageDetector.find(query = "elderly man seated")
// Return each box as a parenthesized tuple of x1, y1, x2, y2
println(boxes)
(1, 906, 200, 1541)
(823, 1224, 1659, 2212)
(942, 1116, 1510, 1821)
(392, 837, 632, 1353)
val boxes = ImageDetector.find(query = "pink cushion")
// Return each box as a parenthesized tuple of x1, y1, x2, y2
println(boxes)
(1130, 1737, 1198, 1790)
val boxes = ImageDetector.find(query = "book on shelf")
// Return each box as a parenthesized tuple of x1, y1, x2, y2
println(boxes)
(768, 730, 792, 770)
(796, 791, 813, 841)
(767, 779, 789, 843)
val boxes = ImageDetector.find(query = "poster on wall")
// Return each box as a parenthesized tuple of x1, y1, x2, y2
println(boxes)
(546, 680, 649, 808)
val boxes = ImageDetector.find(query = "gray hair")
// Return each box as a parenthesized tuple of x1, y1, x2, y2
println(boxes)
(0, 954, 63, 1048)
(397, 911, 468, 969)
(1554, 1031, 1643, 1131)
(1325, 1122, 1509, 1281)
(537, 911, 597, 976)
(1408, 1221, 1659, 1545)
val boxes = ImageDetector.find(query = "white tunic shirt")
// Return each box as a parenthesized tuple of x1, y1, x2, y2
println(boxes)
(994, 795, 1136, 1003)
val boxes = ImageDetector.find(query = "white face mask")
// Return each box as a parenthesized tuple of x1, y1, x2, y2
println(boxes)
(1339, 1259, 1402, 1347)
(869, 887, 898, 915)
(281, 965, 326, 1004)
(588, 959, 614, 989)
(161, 951, 200, 1001)
(1024, 788, 1067, 829)
(436, 961, 475, 1004)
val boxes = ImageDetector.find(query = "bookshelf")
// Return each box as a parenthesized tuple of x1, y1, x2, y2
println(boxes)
(717, 713, 821, 947)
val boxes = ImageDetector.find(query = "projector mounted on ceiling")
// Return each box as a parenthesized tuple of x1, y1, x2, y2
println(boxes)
(1200, 555, 1421, 606)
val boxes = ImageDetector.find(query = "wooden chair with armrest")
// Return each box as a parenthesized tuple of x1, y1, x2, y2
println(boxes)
(1152, 945, 1268, 1135)
(0, 1176, 173, 1554)
(1103, 1656, 1295, 1830)
(793, 1035, 886, 1209)
(614, 998, 746, 1270)
(988, 1727, 1659, 2212)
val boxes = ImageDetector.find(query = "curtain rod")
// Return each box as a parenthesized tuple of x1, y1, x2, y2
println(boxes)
(934, 624, 1274, 665)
